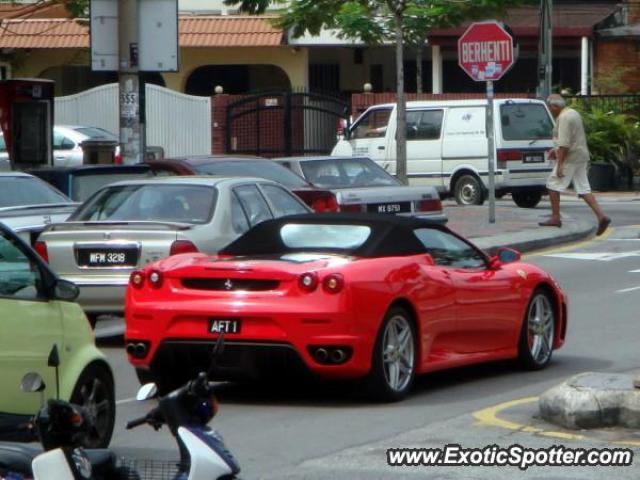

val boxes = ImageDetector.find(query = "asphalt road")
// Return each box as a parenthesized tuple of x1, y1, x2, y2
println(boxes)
(105, 198, 640, 479)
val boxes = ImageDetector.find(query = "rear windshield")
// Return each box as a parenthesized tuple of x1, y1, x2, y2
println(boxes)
(72, 172, 154, 202)
(72, 184, 216, 224)
(280, 224, 371, 250)
(500, 104, 553, 141)
(301, 157, 400, 188)
(0, 176, 70, 207)
(193, 160, 309, 189)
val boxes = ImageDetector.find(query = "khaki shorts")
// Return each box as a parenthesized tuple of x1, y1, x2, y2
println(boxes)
(546, 161, 591, 195)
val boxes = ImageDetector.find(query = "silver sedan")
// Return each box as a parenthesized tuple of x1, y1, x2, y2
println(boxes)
(274, 156, 447, 223)
(35, 176, 311, 322)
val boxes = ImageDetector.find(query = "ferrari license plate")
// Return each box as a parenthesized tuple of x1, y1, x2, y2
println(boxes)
(366, 202, 411, 214)
(76, 248, 138, 267)
(209, 318, 241, 334)
(523, 153, 544, 163)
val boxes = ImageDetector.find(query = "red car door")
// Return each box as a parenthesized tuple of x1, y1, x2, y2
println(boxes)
(414, 228, 521, 354)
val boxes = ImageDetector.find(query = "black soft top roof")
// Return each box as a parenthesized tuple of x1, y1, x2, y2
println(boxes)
(221, 213, 446, 258)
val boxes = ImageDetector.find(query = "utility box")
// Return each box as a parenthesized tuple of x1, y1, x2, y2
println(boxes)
(81, 138, 118, 164)
(0, 79, 54, 169)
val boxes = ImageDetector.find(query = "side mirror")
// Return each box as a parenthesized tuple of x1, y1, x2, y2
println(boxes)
(490, 247, 521, 268)
(136, 383, 158, 401)
(54, 279, 79, 301)
(21, 372, 46, 393)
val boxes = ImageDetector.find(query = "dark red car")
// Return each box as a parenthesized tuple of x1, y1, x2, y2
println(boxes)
(146, 156, 343, 213)
(125, 214, 567, 401)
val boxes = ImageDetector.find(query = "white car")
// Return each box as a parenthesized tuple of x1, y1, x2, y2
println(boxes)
(0, 125, 119, 169)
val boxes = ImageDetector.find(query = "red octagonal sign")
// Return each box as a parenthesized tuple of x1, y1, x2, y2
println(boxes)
(458, 21, 514, 82)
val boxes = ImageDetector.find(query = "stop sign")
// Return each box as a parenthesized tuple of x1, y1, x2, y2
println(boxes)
(458, 21, 514, 82)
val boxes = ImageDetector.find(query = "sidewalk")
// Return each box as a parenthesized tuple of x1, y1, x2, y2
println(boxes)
(444, 202, 596, 254)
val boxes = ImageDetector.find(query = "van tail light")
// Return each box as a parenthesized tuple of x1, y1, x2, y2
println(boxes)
(294, 190, 339, 213)
(417, 198, 443, 212)
(336, 118, 348, 137)
(114, 149, 122, 165)
(340, 204, 363, 213)
(496, 149, 522, 162)
(323, 274, 344, 294)
(170, 240, 199, 256)
(148, 270, 163, 288)
(35, 241, 49, 263)
(298, 272, 319, 292)
(130, 270, 145, 289)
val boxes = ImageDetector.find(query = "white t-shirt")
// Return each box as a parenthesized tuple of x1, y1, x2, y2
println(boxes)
(553, 107, 590, 164)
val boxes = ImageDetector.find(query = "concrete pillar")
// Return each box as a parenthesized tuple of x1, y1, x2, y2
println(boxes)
(431, 45, 443, 94)
(581, 36, 589, 95)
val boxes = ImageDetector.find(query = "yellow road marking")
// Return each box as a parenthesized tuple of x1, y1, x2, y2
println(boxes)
(524, 226, 615, 258)
(473, 395, 640, 447)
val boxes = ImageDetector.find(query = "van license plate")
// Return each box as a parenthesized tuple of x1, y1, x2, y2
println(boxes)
(209, 318, 241, 334)
(523, 153, 544, 163)
(367, 202, 410, 214)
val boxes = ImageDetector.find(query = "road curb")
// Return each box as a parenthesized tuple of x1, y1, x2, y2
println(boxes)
(539, 372, 640, 430)
(472, 221, 596, 255)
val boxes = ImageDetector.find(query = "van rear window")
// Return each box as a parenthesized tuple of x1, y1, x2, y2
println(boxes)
(500, 104, 553, 141)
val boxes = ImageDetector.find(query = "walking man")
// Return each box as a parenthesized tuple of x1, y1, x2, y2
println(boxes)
(539, 93, 611, 236)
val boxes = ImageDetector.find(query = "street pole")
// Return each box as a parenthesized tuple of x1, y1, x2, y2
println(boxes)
(537, 0, 553, 99)
(118, 0, 142, 164)
(486, 80, 496, 224)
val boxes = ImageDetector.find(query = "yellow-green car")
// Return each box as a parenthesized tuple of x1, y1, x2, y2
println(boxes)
(0, 222, 115, 448)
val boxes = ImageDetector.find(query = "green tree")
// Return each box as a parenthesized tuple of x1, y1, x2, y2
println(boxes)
(226, 0, 521, 184)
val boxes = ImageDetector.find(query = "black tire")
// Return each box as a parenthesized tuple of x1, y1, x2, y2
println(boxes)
(70, 363, 115, 449)
(454, 175, 485, 205)
(517, 290, 556, 370)
(512, 190, 543, 208)
(362, 307, 417, 402)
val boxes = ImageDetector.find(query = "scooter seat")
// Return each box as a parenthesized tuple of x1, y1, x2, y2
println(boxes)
(0, 442, 43, 475)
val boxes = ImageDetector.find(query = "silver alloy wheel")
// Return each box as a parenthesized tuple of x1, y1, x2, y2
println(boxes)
(527, 294, 555, 365)
(382, 314, 415, 392)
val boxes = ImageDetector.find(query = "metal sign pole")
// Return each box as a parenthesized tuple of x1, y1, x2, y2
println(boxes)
(486, 80, 496, 224)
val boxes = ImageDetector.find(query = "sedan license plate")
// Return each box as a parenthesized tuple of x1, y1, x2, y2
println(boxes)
(76, 248, 138, 267)
(366, 202, 411, 214)
(209, 318, 241, 334)
(523, 153, 544, 163)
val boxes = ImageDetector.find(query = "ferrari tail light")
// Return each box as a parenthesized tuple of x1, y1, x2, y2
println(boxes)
(298, 272, 319, 292)
(148, 270, 163, 288)
(323, 274, 344, 294)
(130, 270, 145, 289)
(417, 198, 442, 212)
(34, 241, 49, 263)
(340, 204, 363, 213)
(170, 240, 199, 256)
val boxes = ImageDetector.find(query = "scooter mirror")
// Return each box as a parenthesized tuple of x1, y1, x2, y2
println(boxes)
(136, 383, 159, 401)
(21, 372, 46, 393)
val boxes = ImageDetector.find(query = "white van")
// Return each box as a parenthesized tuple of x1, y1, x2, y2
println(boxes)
(332, 98, 555, 208)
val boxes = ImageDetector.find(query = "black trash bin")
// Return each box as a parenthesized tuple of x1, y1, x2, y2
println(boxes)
(80, 139, 118, 165)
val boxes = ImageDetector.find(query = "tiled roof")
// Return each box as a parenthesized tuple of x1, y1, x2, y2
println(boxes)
(429, 3, 621, 39)
(0, 15, 283, 49)
(180, 16, 283, 47)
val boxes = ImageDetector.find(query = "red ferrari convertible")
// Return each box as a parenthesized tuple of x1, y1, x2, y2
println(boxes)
(125, 214, 567, 401)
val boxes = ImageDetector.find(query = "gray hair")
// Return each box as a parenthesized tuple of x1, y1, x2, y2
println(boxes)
(546, 94, 566, 108)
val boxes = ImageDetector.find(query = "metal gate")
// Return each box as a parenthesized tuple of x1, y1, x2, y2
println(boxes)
(225, 91, 349, 158)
